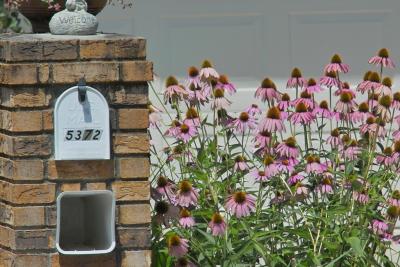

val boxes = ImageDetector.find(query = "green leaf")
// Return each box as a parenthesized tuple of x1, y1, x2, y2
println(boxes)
(345, 236, 364, 256)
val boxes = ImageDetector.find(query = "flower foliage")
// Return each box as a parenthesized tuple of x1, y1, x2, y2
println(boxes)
(150, 50, 400, 266)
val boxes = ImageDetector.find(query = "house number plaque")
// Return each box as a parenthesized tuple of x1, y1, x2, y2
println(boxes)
(54, 83, 110, 160)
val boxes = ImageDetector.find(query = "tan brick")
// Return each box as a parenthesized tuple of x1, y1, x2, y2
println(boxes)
(61, 183, 81, 192)
(0, 134, 51, 157)
(117, 227, 151, 248)
(51, 61, 119, 84)
(120, 61, 153, 82)
(0, 63, 37, 85)
(51, 253, 117, 267)
(80, 38, 146, 60)
(112, 181, 150, 202)
(113, 133, 149, 155)
(42, 110, 53, 130)
(38, 63, 50, 84)
(86, 183, 107, 191)
(0, 180, 55, 204)
(1, 87, 50, 108)
(1, 110, 43, 132)
(119, 204, 151, 225)
(118, 158, 150, 179)
(118, 109, 149, 129)
(13, 206, 46, 227)
(108, 84, 148, 106)
(14, 229, 55, 250)
(48, 160, 114, 180)
(42, 40, 78, 61)
(0, 158, 44, 181)
(0, 225, 13, 249)
(121, 250, 151, 267)
(13, 254, 49, 267)
(0, 203, 12, 226)
(0, 248, 13, 267)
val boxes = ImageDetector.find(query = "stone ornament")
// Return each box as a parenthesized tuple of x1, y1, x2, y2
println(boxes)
(49, 0, 98, 35)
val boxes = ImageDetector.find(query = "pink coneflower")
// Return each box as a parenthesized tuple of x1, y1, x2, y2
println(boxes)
(368, 48, 395, 68)
(250, 169, 269, 181)
(230, 112, 256, 133)
(287, 67, 307, 89)
(200, 60, 219, 80)
(255, 78, 281, 103)
(164, 76, 188, 103)
(276, 137, 299, 158)
(187, 83, 209, 104)
(317, 176, 334, 194)
(154, 201, 179, 227)
(326, 128, 342, 147)
(313, 100, 334, 119)
(217, 74, 236, 95)
(184, 107, 201, 127)
(278, 93, 291, 111)
(357, 71, 373, 93)
(234, 155, 248, 171)
(335, 92, 357, 114)
(259, 107, 286, 133)
(211, 88, 231, 110)
(186, 66, 202, 88)
(276, 158, 298, 173)
(363, 72, 381, 93)
(225, 192, 256, 218)
(179, 208, 195, 228)
(149, 103, 162, 127)
(305, 155, 327, 174)
(388, 190, 400, 207)
(177, 123, 197, 143)
(245, 104, 262, 116)
(371, 219, 389, 235)
(393, 141, 400, 161)
(175, 257, 196, 267)
(376, 147, 395, 167)
(303, 78, 323, 94)
(168, 234, 189, 257)
(155, 176, 176, 199)
(343, 140, 361, 160)
(353, 190, 369, 204)
(392, 92, 400, 110)
(291, 91, 315, 109)
(374, 95, 392, 122)
(375, 77, 393, 96)
(176, 180, 199, 207)
(320, 71, 339, 88)
(335, 82, 356, 97)
(263, 155, 279, 177)
(253, 130, 272, 150)
(295, 182, 309, 196)
(324, 54, 350, 73)
(290, 102, 315, 124)
(345, 102, 370, 123)
(288, 172, 304, 185)
(208, 213, 227, 236)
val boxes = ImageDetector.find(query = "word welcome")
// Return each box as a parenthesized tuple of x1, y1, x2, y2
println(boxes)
(58, 15, 96, 25)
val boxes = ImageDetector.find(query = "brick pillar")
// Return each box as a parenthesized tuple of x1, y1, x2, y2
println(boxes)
(0, 34, 152, 267)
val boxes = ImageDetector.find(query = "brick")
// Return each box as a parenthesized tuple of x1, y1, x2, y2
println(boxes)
(42, 110, 53, 131)
(14, 229, 55, 250)
(13, 206, 46, 227)
(1, 87, 50, 108)
(37, 63, 50, 84)
(51, 253, 117, 267)
(48, 160, 114, 180)
(112, 181, 150, 202)
(0, 134, 51, 157)
(108, 83, 148, 106)
(113, 133, 149, 155)
(0, 158, 44, 181)
(119, 204, 151, 225)
(42, 40, 78, 61)
(120, 61, 153, 82)
(118, 109, 149, 129)
(117, 227, 151, 249)
(51, 61, 119, 84)
(0, 225, 13, 249)
(86, 183, 106, 191)
(118, 158, 150, 179)
(13, 254, 49, 267)
(1, 110, 43, 132)
(80, 38, 146, 60)
(0, 248, 13, 267)
(61, 183, 81, 192)
(0, 202, 12, 226)
(0, 180, 56, 204)
(45, 206, 57, 226)
(121, 250, 151, 267)
(0, 63, 37, 85)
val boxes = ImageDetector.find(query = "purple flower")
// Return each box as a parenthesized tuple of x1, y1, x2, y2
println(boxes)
(225, 192, 256, 218)
(217, 75, 236, 95)
(276, 137, 299, 158)
(303, 78, 323, 94)
(176, 181, 199, 207)
(177, 123, 197, 143)
(289, 103, 315, 125)
(259, 107, 286, 133)
(245, 104, 262, 116)
(250, 169, 269, 182)
(179, 209, 195, 228)
(200, 60, 219, 80)
(326, 129, 342, 147)
(320, 71, 339, 87)
(288, 172, 304, 185)
(255, 78, 281, 103)
(287, 68, 307, 89)
(305, 155, 327, 174)
(368, 48, 395, 68)
(168, 234, 189, 257)
(324, 54, 350, 73)
(186, 66, 202, 88)
(371, 219, 389, 235)
(208, 213, 227, 236)
(230, 112, 256, 133)
(353, 191, 369, 204)
(234, 156, 249, 171)
(211, 88, 231, 110)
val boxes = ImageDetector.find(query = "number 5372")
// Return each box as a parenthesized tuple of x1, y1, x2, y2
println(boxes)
(64, 129, 103, 141)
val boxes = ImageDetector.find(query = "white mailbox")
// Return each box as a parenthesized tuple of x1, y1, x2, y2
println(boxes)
(54, 84, 110, 160)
